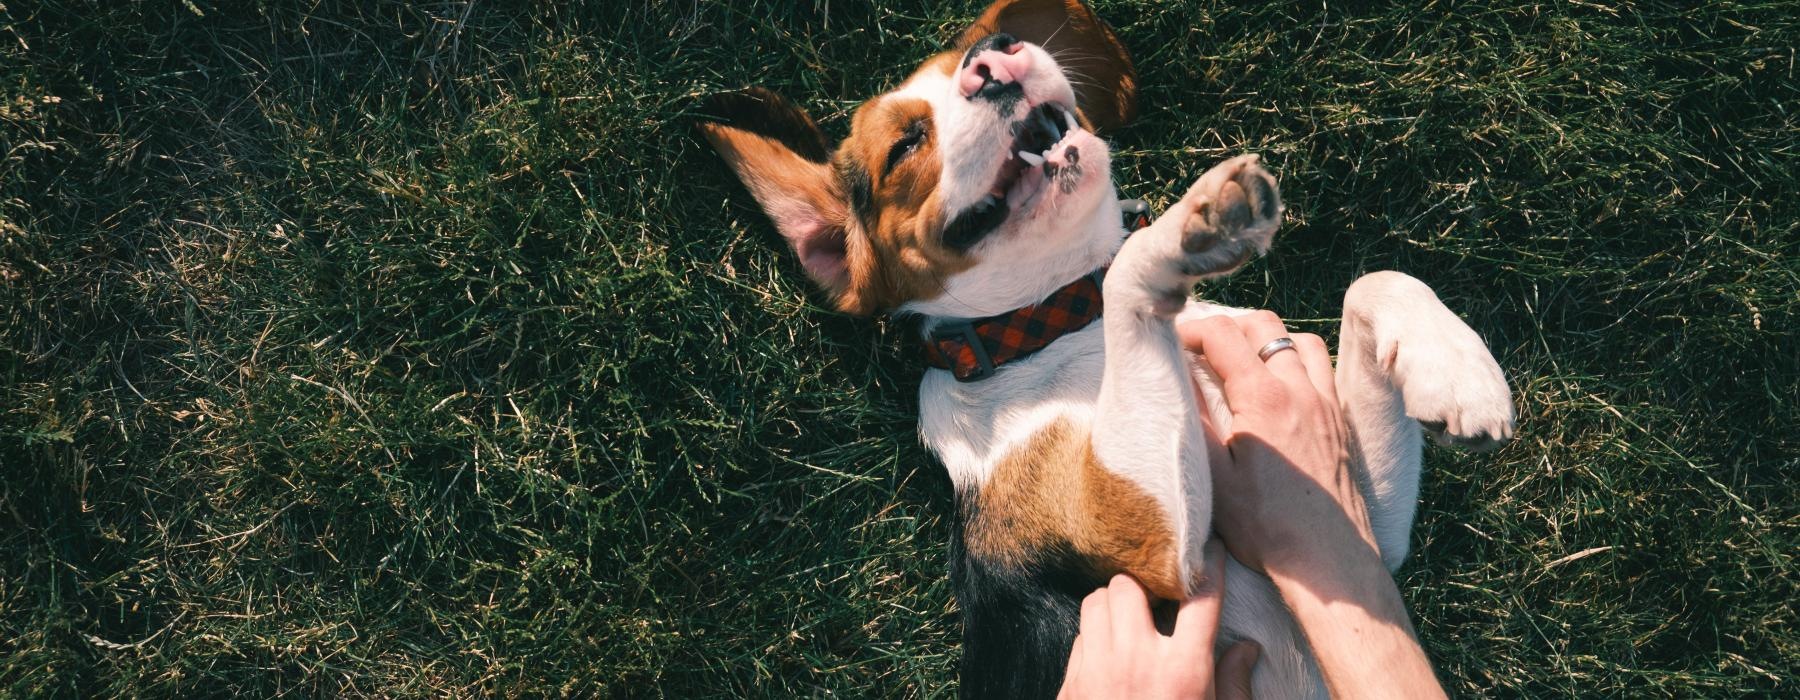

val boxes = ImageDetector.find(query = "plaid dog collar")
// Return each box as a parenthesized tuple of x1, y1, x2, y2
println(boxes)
(921, 270, 1107, 381)
(919, 200, 1152, 382)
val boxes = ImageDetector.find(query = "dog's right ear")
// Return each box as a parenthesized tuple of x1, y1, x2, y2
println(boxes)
(699, 89, 865, 312)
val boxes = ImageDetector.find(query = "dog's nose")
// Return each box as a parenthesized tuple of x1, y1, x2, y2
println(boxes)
(959, 33, 1031, 100)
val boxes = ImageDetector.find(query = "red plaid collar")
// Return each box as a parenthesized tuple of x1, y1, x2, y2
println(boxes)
(921, 270, 1106, 381)
(918, 199, 1152, 382)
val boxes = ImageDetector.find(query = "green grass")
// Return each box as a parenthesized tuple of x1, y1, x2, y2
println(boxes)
(2, 0, 1795, 696)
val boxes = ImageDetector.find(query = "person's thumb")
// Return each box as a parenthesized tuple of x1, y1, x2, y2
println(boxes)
(1216, 640, 1261, 700)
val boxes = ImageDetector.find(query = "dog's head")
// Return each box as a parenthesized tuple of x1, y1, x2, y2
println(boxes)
(700, 0, 1137, 318)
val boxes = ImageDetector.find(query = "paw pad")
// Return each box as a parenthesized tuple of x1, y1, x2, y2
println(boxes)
(1174, 155, 1282, 279)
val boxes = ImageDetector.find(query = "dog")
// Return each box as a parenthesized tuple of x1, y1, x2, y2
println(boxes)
(699, 1, 1515, 696)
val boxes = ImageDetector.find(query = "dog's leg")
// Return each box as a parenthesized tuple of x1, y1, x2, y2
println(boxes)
(1092, 155, 1282, 590)
(1337, 271, 1515, 571)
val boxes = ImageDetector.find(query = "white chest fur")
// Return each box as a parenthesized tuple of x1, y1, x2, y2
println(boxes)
(916, 322, 1105, 490)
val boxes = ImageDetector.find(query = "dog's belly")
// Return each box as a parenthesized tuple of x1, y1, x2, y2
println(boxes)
(919, 301, 1327, 699)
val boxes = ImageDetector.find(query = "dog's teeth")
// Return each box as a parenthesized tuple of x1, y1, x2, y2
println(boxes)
(1018, 150, 1045, 167)
(1063, 108, 1078, 132)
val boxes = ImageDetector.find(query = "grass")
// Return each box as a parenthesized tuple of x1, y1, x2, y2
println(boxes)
(1, 0, 1795, 696)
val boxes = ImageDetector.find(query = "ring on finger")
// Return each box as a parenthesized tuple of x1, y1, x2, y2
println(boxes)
(1256, 337, 1297, 362)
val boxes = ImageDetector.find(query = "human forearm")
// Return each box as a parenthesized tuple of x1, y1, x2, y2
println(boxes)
(1180, 314, 1448, 699)
(1267, 533, 1445, 700)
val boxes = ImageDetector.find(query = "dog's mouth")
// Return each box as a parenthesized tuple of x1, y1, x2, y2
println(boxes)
(942, 101, 1086, 251)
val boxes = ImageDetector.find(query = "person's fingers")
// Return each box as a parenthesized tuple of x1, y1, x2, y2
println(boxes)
(1195, 379, 1235, 474)
(1291, 333, 1340, 409)
(1078, 587, 1112, 654)
(1176, 316, 1272, 410)
(1104, 574, 1155, 646)
(1216, 640, 1263, 700)
(1235, 310, 1306, 382)
(1173, 540, 1229, 655)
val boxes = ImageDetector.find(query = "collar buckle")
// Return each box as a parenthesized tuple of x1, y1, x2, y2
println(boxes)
(1120, 198, 1153, 231)
(932, 320, 996, 382)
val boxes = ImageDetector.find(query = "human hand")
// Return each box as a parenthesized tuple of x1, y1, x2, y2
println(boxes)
(1178, 312, 1377, 576)
(1058, 540, 1260, 700)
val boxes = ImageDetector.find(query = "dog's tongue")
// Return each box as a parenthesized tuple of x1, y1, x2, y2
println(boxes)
(1005, 166, 1048, 209)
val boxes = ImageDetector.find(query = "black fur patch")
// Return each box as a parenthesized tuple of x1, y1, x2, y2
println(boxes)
(980, 82, 1025, 115)
(951, 494, 1105, 699)
(836, 157, 875, 225)
(962, 33, 1019, 68)
(942, 198, 1007, 251)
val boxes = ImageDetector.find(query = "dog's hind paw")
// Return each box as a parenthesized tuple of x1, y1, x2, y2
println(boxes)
(1394, 324, 1516, 451)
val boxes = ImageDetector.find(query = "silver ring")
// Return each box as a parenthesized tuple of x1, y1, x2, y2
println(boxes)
(1257, 337, 1297, 362)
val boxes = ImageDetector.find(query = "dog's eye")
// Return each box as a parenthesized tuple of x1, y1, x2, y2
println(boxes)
(885, 120, 929, 171)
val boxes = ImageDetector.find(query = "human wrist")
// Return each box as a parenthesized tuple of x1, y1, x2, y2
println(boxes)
(1264, 533, 1440, 699)
(1260, 518, 1386, 588)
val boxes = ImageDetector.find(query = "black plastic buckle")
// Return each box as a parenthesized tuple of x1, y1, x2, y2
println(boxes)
(1120, 198, 1152, 231)
(933, 320, 996, 382)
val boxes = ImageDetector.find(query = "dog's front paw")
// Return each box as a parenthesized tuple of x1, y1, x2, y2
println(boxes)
(1170, 154, 1283, 279)
(1393, 326, 1516, 451)
(1110, 155, 1283, 318)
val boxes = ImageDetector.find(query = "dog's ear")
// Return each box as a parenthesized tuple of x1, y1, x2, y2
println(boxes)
(956, 0, 1137, 132)
(699, 89, 870, 313)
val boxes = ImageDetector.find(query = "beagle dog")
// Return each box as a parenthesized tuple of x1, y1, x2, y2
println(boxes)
(699, 1, 1514, 696)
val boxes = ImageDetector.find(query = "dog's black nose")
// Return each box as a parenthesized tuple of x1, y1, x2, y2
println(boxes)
(959, 33, 1030, 101)
(962, 33, 1020, 67)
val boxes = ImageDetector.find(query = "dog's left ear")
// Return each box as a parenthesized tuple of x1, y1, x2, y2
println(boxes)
(957, 0, 1138, 132)
(698, 89, 882, 315)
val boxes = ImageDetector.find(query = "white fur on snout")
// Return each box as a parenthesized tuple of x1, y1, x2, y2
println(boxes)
(896, 43, 1079, 221)
(895, 43, 1111, 320)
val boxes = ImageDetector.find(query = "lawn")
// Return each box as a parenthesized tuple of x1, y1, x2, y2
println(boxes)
(2, 0, 1795, 696)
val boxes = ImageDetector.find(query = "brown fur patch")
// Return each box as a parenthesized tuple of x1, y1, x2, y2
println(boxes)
(965, 419, 1183, 599)
(708, 1, 1136, 315)
(699, 90, 873, 313)
(700, 87, 975, 316)
(916, 50, 962, 78)
(831, 94, 976, 311)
